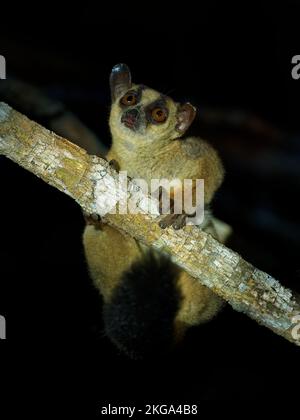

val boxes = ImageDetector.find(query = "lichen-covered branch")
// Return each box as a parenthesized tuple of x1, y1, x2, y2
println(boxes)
(0, 102, 299, 346)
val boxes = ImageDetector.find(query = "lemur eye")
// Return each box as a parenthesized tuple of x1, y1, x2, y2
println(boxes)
(151, 107, 167, 123)
(120, 92, 137, 106)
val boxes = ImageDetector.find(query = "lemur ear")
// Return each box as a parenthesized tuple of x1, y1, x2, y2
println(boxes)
(176, 103, 197, 134)
(110, 63, 132, 102)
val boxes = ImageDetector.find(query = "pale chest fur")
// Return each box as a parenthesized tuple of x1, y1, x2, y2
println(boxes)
(107, 136, 209, 185)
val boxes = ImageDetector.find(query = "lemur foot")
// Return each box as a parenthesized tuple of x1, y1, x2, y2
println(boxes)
(109, 159, 120, 173)
(83, 211, 103, 229)
(159, 213, 187, 230)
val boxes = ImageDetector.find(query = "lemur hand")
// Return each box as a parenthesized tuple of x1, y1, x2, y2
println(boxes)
(159, 213, 187, 230)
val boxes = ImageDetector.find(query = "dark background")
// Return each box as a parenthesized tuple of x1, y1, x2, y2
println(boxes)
(0, 1, 300, 412)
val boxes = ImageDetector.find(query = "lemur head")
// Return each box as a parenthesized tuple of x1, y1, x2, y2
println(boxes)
(109, 64, 196, 146)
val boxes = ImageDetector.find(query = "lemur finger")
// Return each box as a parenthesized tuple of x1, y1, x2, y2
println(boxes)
(172, 214, 187, 230)
(159, 214, 178, 229)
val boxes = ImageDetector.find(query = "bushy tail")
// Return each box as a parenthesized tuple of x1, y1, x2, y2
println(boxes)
(103, 252, 180, 359)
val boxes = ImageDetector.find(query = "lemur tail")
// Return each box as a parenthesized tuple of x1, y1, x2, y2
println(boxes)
(103, 252, 180, 359)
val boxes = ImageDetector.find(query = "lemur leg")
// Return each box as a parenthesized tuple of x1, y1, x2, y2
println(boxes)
(83, 224, 142, 302)
(174, 271, 225, 341)
(84, 223, 181, 358)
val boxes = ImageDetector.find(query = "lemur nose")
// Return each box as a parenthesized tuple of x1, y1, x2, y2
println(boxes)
(126, 108, 139, 118)
(121, 107, 141, 130)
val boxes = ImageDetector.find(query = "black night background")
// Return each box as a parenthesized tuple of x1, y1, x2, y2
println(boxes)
(0, 1, 299, 414)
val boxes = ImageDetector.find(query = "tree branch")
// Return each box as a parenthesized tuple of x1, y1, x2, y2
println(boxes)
(0, 102, 299, 346)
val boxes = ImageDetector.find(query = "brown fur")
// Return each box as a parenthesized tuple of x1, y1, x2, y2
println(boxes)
(83, 66, 226, 343)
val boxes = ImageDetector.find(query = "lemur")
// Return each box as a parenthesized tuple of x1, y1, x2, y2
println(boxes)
(83, 64, 227, 359)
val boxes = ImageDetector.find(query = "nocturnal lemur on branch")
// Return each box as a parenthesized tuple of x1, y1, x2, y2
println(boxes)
(83, 64, 227, 359)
